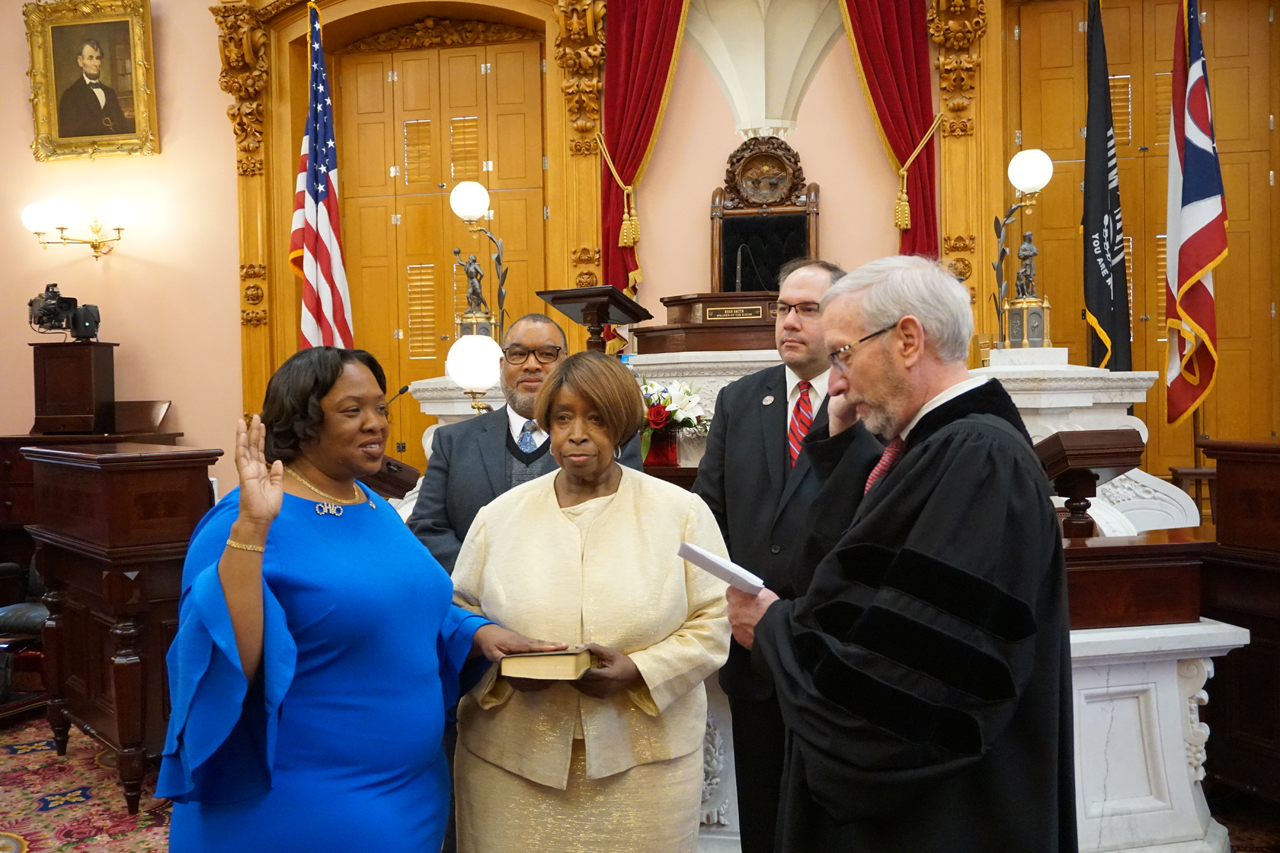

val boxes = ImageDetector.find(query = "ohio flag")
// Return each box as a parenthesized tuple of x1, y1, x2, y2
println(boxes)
(1165, 0, 1227, 426)
(289, 2, 353, 349)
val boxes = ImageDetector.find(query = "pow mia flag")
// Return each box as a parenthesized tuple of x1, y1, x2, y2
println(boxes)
(1082, 0, 1132, 370)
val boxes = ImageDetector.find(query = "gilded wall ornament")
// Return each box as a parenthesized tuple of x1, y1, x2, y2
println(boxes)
(928, 0, 987, 118)
(575, 271, 599, 288)
(211, 3, 267, 160)
(947, 257, 974, 282)
(342, 18, 539, 53)
(237, 156, 263, 176)
(942, 235, 977, 254)
(570, 247, 601, 265)
(255, 0, 302, 22)
(555, 0, 605, 154)
(243, 284, 265, 305)
(941, 116, 976, 137)
(241, 308, 268, 326)
(240, 263, 266, 279)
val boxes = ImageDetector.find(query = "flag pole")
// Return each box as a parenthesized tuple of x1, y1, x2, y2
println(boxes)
(1192, 408, 1204, 467)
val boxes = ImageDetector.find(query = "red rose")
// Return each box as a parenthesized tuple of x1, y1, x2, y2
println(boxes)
(647, 403, 670, 430)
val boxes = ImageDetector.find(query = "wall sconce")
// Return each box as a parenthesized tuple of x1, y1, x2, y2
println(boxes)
(444, 331, 503, 415)
(21, 197, 133, 260)
(448, 181, 509, 341)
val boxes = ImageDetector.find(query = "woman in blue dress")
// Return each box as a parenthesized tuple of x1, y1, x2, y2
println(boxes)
(157, 347, 560, 852)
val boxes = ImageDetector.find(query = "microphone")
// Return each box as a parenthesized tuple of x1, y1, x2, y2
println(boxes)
(736, 243, 745, 292)
(386, 385, 410, 406)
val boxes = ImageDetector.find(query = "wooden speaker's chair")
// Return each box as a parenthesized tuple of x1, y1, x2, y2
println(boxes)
(710, 137, 819, 293)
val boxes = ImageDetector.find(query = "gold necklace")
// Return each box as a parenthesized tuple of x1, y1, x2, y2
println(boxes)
(283, 464, 374, 516)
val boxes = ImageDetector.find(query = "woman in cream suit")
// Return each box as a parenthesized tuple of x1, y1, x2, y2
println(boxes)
(451, 352, 730, 853)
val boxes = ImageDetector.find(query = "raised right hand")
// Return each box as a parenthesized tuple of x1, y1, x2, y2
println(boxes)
(236, 414, 283, 529)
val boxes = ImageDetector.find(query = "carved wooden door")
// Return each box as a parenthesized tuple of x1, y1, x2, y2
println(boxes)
(337, 41, 546, 472)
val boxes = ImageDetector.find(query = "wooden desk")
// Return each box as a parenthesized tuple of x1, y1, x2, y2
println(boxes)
(0, 432, 181, 568)
(23, 442, 221, 814)
(1196, 440, 1280, 803)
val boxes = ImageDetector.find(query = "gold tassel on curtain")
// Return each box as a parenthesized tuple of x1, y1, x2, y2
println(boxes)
(597, 132, 639, 248)
(894, 113, 944, 232)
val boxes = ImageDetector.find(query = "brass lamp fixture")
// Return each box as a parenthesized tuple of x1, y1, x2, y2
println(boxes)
(448, 181, 509, 341)
(992, 150, 1055, 348)
(22, 197, 132, 260)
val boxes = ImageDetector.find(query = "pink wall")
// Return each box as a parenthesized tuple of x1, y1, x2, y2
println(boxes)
(634, 40, 900, 322)
(0, 2, 242, 491)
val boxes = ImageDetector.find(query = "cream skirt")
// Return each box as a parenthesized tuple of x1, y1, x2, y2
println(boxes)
(455, 739, 702, 853)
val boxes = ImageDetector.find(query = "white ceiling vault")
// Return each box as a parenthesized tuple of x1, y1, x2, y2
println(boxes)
(682, 0, 847, 139)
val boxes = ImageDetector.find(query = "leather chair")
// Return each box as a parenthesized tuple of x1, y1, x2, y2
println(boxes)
(0, 559, 47, 703)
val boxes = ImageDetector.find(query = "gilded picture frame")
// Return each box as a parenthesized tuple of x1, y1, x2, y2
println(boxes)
(24, 0, 159, 160)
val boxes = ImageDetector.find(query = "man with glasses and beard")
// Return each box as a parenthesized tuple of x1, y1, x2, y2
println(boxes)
(408, 313, 642, 573)
(58, 38, 134, 138)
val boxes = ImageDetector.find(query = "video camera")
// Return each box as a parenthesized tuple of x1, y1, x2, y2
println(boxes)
(28, 283, 100, 340)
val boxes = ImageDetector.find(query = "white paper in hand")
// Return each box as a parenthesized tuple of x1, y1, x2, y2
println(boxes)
(678, 542, 765, 594)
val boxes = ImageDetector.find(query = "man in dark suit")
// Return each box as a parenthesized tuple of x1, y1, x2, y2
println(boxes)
(693, 257, 881, 853)
(407, 312, 642, 573)
(58, 38, 133, 138)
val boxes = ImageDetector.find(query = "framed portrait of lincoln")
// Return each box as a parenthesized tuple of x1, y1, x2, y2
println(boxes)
(24, 0, 158, 160)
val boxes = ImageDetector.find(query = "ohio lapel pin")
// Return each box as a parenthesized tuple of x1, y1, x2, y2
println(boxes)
(762, 395, 775, 406)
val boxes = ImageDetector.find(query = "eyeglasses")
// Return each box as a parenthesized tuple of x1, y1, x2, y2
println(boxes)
(827, 325, 895, 371)
(502, 344, 564, 365)
(771, 301, 821, 319)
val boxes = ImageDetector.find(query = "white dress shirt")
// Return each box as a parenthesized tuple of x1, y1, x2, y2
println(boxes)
(899, 376, 990, 443)
(84, 75, 106, 109)
(783, 366, 830, 424)
(505, 404, 548, 449)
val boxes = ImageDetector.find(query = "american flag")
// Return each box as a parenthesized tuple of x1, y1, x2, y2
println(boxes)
(289, 2, 353, 349)
(1165, 0, 1227, 426)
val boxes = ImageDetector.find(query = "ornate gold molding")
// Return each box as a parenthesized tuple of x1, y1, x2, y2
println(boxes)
(942, 235, 977, 254)
(211, 4, 268, 176)
(570, 247, 601, 265)
(240, 263, 266, 278)
(928, 0, 987, 137)
(575, 271, 599, 288)
(241, 308, 268, 326)
(241, 263, 265, 306)
(342, 17, 539, 52)
(256, 0, 301, 21)
(554, 0, 605, 154)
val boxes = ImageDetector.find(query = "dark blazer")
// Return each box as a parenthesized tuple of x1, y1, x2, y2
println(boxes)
(58, 79, 133, 138)
(406, 406, 643, 573)
(692, 364, 831, 700)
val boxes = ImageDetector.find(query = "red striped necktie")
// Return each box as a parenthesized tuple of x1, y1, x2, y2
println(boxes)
(788, 381, 813, 467)
(864, 436, 905, 494)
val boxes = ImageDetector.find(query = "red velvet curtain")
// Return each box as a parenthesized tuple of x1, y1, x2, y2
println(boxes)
(600, 0, 687, 301)
(842, 0, 939, 257)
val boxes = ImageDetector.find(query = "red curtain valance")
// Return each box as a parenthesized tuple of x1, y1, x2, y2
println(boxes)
(841, 0, 940, 258)
(600, 0, 688, 322)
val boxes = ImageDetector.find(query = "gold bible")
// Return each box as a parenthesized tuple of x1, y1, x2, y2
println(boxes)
(499, 649, 594, 681)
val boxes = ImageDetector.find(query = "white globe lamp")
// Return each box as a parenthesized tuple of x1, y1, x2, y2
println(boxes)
(445, 332, 503, 414)
(1007, 149, 1054, 200)
(449, 181, 490, 225)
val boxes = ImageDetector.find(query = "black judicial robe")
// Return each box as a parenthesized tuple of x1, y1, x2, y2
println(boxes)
(754, 380, 1077, 852)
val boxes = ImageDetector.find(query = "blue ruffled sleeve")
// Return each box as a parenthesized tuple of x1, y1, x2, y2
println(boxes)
(156, 494, 298, 805)
(438, 604, 491, 710)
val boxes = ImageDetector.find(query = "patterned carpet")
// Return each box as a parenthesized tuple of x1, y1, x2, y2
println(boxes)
(0, 711, 1276, 852)
(0, 713, 169, 853)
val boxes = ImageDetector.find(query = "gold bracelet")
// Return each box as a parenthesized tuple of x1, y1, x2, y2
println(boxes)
(226, 539, 265, 553)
